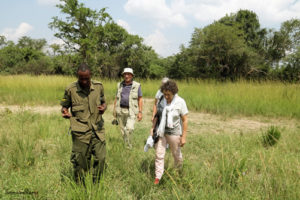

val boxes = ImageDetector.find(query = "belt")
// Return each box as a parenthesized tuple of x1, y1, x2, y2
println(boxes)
(120, 105, 129, 109)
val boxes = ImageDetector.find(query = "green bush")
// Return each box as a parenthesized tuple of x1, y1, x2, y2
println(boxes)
(262, 126, 281, 147)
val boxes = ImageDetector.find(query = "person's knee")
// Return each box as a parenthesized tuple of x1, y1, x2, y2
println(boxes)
(155, 152, 165, 160)
(70, 151, 80, 165)
(126, 117, 135, 131)
(95, 152, 106, 164)
(127, 128, 134, 135)
(94, 141, 106, 162)
(70, 151, 88, 170)
(173, 153, 183, 167)
(174, 159, 183, 168)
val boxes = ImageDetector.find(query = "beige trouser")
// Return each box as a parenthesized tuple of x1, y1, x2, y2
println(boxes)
(155, 134, 183, 179)
(117, 108, 136, 147)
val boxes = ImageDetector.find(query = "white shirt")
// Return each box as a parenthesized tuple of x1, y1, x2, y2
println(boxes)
(164, 95, 188, 135)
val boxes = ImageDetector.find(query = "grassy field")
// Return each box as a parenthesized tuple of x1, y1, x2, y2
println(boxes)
(1, 75, 300, 118)
(0, 105, 299, 199)
(0, 75, 300, 199)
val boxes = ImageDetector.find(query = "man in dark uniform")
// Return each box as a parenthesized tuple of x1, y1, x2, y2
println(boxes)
(60, 63, 107, 183)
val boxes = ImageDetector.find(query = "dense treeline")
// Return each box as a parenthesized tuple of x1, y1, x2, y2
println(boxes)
(171, 11, 300, 81)
(0, 0, 299, 81)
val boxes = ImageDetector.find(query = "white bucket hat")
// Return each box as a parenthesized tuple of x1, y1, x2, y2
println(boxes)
(122, 68, 134, 75)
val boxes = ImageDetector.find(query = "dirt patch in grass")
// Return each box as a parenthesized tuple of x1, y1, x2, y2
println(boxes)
(0, 104, 61, 115)
(1, 98, 298, 135)
(188, 111, 298, 135)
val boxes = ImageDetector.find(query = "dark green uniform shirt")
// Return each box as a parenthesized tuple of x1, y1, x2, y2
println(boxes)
(61, 80, 105, 144)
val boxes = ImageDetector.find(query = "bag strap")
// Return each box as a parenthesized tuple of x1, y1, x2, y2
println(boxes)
(158, 93, 164, 104)
(154, 94, 164, 119)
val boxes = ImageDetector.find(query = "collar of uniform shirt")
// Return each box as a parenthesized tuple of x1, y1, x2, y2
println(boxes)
(76, 81, 95, 91)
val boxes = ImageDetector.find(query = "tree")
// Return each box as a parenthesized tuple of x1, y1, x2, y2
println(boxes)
(17, 36, 47, 51)
(49, 43, 61, 56)
(49, 0, 112, 63)
(0, 35, 6, 48)
(49, 0, 157, 78)
(170, 10, 269, 80)
(264, 19, 300, 68)
(185, 22, 262, 80)
(281, 19, 300, 81)
(280, 19, 300, 53)
(265, 30, 289, 65)
(167, 45, 196, 79)
(16, 36, 47, 62)
(0, 36, 53, 74)
(219, 10, 267, 54)
(235, 10, 266, 49)
(187, 28, 211, 78)
(281, 45, 300, 82)
(0, 41, 23, 73)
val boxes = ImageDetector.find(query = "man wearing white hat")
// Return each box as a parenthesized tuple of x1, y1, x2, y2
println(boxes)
(113, 68, 143, 148)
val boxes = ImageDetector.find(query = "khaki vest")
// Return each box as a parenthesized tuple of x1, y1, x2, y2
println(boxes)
(116, 81, 140, 116)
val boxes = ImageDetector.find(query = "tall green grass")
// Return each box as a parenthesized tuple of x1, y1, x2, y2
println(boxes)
(181, 79, 300, 118)
(0, 109, 299, 199)
(0, 75, 75, 106)
(1, 75, 300, 118)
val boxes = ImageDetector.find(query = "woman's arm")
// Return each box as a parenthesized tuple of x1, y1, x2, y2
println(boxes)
(150, 117, 158, 136)
(180, 114, 188, 147)
(151, 98, 158, 122)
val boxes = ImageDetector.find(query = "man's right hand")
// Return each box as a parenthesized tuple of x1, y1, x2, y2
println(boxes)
(61, 107, 71, 118)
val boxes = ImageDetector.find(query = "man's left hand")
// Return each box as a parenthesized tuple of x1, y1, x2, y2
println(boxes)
(180, 136, 186, 147)
(137, 112, 142, 121)
(98, 103, 107, 114)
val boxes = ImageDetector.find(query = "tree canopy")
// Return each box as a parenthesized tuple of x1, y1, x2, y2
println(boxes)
(48, 0, 158, 78)
(167, 9, 300, 81)
(0, 4, 299, 81)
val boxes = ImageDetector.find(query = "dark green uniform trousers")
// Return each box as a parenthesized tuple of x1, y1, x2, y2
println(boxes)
(71, 132, 106, 183)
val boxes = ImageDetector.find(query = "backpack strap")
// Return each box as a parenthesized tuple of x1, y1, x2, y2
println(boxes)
(158, 94, 164, 103)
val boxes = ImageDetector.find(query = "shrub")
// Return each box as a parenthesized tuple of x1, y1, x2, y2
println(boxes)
(262, 126, 281, 147)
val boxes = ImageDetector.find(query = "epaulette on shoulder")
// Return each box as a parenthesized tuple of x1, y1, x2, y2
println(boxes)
(92, 80, 102, 85)
(66, 81, 77, 90)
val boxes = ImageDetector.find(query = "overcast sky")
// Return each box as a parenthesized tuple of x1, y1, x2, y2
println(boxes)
(1, 0, 299, 57)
